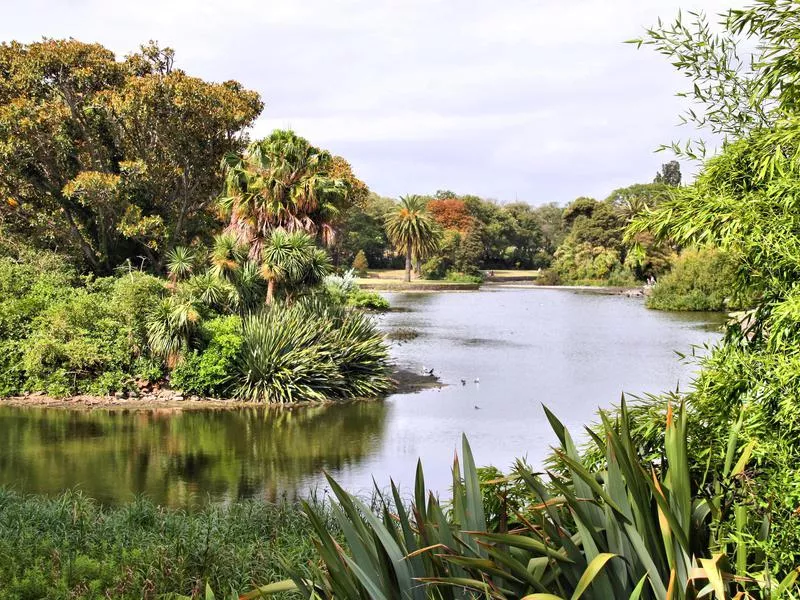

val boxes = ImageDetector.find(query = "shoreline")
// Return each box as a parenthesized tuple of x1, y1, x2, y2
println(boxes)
(0, 368, 443, 411)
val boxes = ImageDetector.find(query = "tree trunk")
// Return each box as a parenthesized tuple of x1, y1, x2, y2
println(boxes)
(266, 278, 275, 304)
(405, 241, 412, 282)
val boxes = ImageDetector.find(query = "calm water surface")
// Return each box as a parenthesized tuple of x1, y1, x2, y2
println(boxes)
(0, 288, 724, 506)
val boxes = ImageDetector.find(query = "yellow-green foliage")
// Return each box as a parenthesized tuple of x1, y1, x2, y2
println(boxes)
(647, 247, 740, 311)
(0, 253, 165, 396)
(351, 249, 369, 275)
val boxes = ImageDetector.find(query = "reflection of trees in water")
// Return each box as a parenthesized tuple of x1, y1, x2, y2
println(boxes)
(0, 403, 388, 507)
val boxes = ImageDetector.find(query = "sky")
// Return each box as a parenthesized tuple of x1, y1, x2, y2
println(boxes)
(1, 0, 734, 205)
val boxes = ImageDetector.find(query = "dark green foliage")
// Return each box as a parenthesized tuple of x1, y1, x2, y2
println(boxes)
(647, 248, 740, 311)
(235, 302, 392, 403)
(0, 489, 332, 600)
(654, 161, 682, 186)
(0, 253, 166, 396)
(335, 194, 399, 268)
(170, 316, 243, 396)
(346, 289, 390, 311)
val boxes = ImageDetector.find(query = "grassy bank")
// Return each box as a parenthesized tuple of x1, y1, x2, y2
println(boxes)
(355, 268, 480, 290)
(0, 489, 333, 599)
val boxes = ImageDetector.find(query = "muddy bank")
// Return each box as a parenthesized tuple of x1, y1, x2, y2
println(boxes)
(0, 368, 441, 411)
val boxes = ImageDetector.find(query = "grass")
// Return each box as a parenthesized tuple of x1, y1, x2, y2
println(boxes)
(356, 269, 481, 290)
(483, 269, 542, 281)
(0, 488, 335, 600)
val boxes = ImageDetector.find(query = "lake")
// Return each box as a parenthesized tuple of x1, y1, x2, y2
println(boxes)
(0, 287, 724, 507)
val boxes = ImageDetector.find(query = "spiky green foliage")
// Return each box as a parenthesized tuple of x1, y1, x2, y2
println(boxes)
(235, 301, 392, 404)
(220, 129, 351, 251)
(166, 246, 198, 282)
(247, 402, 798, 600)
(260, 229, 331, 303)
(146, 295, 204, 364)
(209, 232, 248, 282)
(385, 195, 441, 282)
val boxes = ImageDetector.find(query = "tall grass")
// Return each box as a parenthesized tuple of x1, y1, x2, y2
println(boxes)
(0, 489, 334, 600)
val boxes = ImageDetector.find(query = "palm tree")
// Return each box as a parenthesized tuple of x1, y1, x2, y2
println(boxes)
(166, 246, 197, 283)
(260, 229, 331, 304)
(209, 233, 247, 282)
(220, 130, 349, 256)
(385, 195, 440, 282)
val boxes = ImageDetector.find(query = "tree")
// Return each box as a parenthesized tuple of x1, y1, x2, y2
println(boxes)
(351, 250, 369, 276)
(426, 197, 473, 232)
(385, 195, 440, 282)
(0, 39, 262, 273)
(220, 130, 351, 255)
(260, 229, 331, 304)
(605, 182, 672, 220)
(654, 161, 682, 186)
(336, 193, 396, 268)
(531, 202, 567, 258)
(502, 202, 545, 267)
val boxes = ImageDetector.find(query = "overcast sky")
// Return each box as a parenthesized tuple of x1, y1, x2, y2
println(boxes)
(2, 0, 734, 205)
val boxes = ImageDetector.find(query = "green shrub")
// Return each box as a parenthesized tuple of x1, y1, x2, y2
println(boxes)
(536, 268, 561, 285)
(647, 247, 740, 311)
(0, 252, 76, 339)
(346, 289, 389, 311)
(235, 302, 392, 403)
(322, 270, 357, 306)
(420, 255, 448, 279)
(444, 270, 483, 284)
(21, 290, 137, 395)
(131, 355, 164, 383)
(351, 249, 369, 276)
(170, 315, 243, 396)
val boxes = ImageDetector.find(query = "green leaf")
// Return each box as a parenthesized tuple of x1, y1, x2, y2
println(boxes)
(570, 553, 616, 600)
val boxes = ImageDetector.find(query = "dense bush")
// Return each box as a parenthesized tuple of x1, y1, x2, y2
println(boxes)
(0, 489, 333, 600)
(647, 247, 740, 311)
(323, 270, 389, 311)
(170, 316, 244, 396)
(0, 254, 166, 396)
(235, 301, 392, 403)
(345, 289, 390, 311)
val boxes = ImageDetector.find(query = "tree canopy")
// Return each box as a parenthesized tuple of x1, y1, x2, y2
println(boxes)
(0, 39, 263, 273)
(220, 130, 356, 255)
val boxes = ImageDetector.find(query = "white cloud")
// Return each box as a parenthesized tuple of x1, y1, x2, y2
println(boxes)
(0, 0, 735, 203)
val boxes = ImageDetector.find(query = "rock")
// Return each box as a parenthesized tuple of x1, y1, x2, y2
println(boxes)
(173, 395, 184, 402)
(127, 390, 140, 399)
(189, 395, 199, 402)
(31, 391, 44, 397)
(114, 391, 125, 398)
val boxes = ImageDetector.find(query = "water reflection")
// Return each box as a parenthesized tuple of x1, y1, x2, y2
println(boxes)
(0, 402, 387, 507)
(0, 288, 725, 506)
